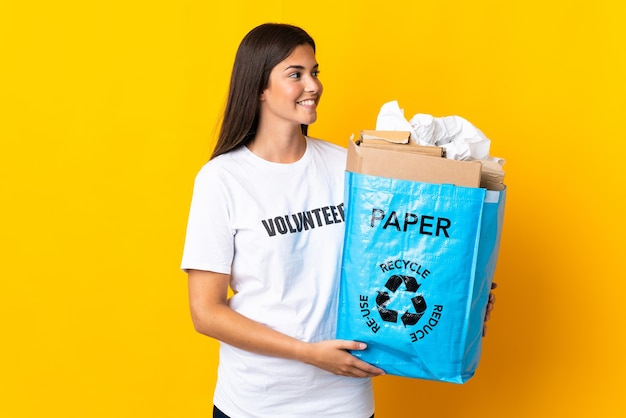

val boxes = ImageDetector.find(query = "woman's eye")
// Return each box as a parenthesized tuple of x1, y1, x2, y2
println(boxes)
(289, 72, 302, 79)
(312, 70, 320, 78)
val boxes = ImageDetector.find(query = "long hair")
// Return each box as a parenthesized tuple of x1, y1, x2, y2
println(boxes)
(210, 23, 316, 159)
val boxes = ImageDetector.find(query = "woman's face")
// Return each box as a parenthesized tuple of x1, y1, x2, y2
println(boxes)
(260, 44, 323, 129)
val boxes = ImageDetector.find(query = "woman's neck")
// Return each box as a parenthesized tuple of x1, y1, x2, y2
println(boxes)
(247, 126, 306, 163)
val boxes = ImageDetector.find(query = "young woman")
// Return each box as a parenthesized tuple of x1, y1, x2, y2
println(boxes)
(182, 23, 497, 418)
(181, 23, 385, 418)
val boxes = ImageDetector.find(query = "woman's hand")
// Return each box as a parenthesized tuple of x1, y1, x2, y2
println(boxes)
(189, 270, 384, 377)
(299, 340, 386, 378)
(483, 281, 497, 336)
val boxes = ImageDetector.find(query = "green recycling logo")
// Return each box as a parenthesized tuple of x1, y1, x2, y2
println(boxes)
(376, 275, 427, 327)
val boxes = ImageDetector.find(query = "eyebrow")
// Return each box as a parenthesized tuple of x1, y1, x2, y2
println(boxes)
(283, 63, 319, 72)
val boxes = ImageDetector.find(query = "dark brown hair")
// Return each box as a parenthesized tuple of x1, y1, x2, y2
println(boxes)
(210, 23, 316, 159)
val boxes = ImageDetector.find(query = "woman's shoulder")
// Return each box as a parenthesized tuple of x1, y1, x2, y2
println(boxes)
(196, 146, 247, 173)
(306, 136, 347, 156)
(191, 150, 241, 187)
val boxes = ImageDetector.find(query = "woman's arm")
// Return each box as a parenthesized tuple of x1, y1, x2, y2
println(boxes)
(187, 269, 385, 378)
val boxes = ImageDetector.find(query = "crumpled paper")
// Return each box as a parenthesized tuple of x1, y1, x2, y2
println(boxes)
(375, 100, 502, 163)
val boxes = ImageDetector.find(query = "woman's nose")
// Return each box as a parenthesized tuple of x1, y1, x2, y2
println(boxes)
(305, 76, 322, 93)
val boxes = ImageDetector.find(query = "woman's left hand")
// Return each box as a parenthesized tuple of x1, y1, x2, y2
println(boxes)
(483, 282, 497, 337)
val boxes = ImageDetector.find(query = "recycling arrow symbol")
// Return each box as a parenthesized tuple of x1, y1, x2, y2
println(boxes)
(376, 275, 427, 327)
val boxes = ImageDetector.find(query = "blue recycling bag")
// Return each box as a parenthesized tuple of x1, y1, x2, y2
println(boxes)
(337, 171, 506, 383)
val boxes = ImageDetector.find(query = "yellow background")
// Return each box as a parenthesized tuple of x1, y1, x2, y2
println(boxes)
(1, 0, 625, 417)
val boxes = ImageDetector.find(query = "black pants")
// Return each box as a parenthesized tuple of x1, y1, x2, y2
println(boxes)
(214, 405, 374, 418)
(213, 406, 229, 418)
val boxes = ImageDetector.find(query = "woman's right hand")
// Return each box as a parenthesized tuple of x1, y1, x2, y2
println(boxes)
(299, 340, 386, 378)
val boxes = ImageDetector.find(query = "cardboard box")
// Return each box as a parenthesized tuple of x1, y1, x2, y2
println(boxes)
(358, 130, 446, 158)
(347, 131, 483, 187)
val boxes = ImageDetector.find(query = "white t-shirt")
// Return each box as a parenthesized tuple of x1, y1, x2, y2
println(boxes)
(181, 137, 374, 418)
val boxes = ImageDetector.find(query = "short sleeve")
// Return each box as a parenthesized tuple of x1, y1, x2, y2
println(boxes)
(180, 164, 234, 274)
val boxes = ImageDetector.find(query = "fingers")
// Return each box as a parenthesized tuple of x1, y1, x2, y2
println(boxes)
(339, 340, 368, 352)
(484, 283, 497, 321)
(343, 358, 386, 378)
(322, 340, 386, 377)
(483, 283, 498, 337)
(349, 366, 385, 378)
(484, 309, 492, 321)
